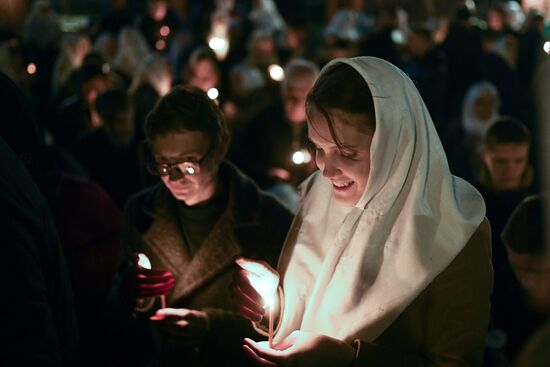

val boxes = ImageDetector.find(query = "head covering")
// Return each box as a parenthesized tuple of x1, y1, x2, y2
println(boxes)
(461, 81, 500, 148)
(275, 56, 486, 343)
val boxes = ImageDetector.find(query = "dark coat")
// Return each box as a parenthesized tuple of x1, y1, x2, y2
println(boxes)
(109, 161, 293, 367)
(0, 138, 79, 366)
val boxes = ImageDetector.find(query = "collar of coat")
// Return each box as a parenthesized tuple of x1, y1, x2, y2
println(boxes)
(141, 160, 264, 228)
(135, 161, 269, 302)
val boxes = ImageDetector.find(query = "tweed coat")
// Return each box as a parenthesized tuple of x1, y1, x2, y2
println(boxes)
(109, 161, 293, 367)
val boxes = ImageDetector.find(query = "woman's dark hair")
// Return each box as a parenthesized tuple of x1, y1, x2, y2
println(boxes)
(306, 63, 375, 151)
(144, 85, 229, 151)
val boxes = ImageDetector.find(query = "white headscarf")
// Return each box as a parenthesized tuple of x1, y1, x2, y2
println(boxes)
(461, 81, 500, 153)
(275, 57, 486, 343)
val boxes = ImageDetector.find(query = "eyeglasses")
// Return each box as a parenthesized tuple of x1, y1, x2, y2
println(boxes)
(146, 150, 210, 177)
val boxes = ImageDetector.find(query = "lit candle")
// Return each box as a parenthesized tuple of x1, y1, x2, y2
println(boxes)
(292, 149, 312, 165)
(26, 63, 37, 75)
(268, 64, 284, 82)
(237, 259, 279, 348)
(137, 253, 166, 308)
(268, 303, 274, 348)
(160, 25, 170, 37)
(207, 87, 219, 100)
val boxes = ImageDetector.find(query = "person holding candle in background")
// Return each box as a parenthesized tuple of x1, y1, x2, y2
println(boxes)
(107, 85, 293, 367)
(234, 56, 493, 366)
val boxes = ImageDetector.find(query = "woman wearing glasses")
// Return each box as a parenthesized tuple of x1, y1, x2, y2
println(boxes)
(107, 85, 294, 367)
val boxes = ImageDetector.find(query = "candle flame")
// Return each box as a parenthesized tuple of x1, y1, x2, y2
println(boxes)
(237, 259, 279, 307)
(160, 25, 170, 37)
(137, 253, 152, 269)
(27, 63, 37, 75)
(268, 64, 284, 81)
(207, 87, 219, 100)
(292, 149, 311, 165)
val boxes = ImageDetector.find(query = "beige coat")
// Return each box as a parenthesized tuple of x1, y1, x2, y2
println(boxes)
(353, 218, 493, 366)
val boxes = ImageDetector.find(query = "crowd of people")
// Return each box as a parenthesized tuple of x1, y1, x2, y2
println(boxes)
(1, 0, 549, 366)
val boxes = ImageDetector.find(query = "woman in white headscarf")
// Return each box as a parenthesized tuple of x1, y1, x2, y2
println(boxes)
(461, 81, 501, 155)
(234, 56, 492, 366)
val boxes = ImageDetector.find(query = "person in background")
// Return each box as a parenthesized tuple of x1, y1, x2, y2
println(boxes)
(514, 320, 550, 367)
(361, 6, 403, 66)
(0, 70, 122, 367)
(0, 72, 78, 366)
(53, 63, 112, 150)
(229, 58, 319, 211)
(110, 26, 152, 87)
(479, 28, 524, 121)
(233, 56, 492, 366)
(136, 0, 186, 53)
(400, 24, 448, 133)
(179, 45, 221, 93)
(440, 3, 483, 119)
(0, 136, 79, 367)
(493, 195, 549, 364)
(477, 117, 536, 281)
(475, 118, 539, 365)
(517, 9, 547, 93)
(51, 33, 91, 98)
(107, 85, 293, 366)
(135, 0, 195, 65)
(129, 53, 173, 97)
(447, 80, 501, 182)
(74, 88, 143, 209)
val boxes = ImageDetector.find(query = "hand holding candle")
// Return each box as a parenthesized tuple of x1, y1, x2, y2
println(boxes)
(134, 253, 175, 308)
(234, 257, 279, 348)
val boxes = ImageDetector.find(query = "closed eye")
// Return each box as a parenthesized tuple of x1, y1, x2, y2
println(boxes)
(305, 139, 322, 152)
(340, 149, 358, 160)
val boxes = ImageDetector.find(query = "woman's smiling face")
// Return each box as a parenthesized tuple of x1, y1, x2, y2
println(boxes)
(308, 108, 374, 206)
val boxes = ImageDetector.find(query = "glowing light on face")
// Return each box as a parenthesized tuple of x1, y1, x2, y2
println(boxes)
(207, 87, 219, 100)
(292, 149, 312, 165)
(308, 108, 374, 206)
(160, 25, 170, 37)
(268, 64, 285, 81)
(544, 41, 550, 54)
(152, 131, 218, 206)
(27, 63, 37, 75)
(137, 253, 152, 269)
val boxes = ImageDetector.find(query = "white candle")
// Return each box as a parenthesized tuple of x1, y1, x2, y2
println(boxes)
(268, 304, 274, 348)
(237, 260, 279, 348)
